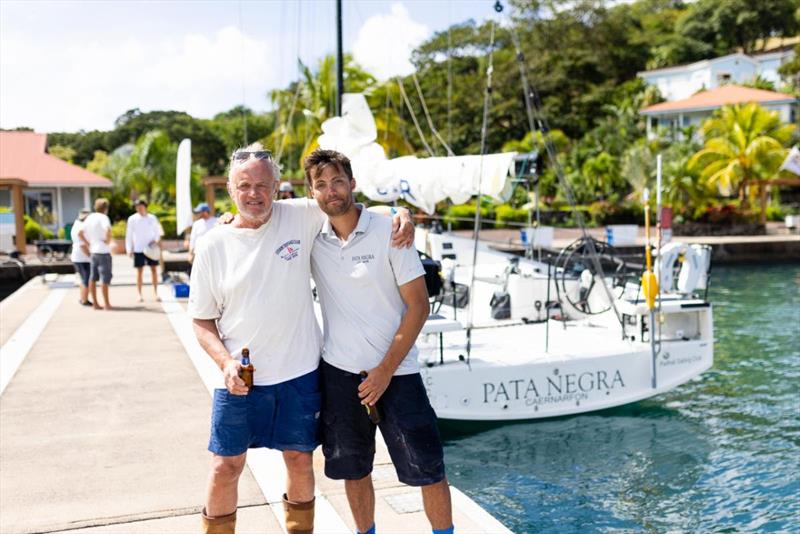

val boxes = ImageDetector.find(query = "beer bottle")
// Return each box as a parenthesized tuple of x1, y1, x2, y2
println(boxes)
(239, 348, 255, 390)
(359, 371, 381, 424)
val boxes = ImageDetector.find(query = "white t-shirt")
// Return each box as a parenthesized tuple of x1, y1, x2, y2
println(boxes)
(311, 208, 425, 376)
(189, 216, 218, 251)
(187, 199, 326, 387)
(81, 212, 112, 254)
(125, 212, 162, 254)
(69, 219, 90, 263)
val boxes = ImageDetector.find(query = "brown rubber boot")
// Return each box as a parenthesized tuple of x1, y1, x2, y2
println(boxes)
(283, 493, 315, 534)
(201, 508, 236, 534)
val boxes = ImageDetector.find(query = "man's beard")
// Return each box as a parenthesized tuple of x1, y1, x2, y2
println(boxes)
(320, 195, 352, 217)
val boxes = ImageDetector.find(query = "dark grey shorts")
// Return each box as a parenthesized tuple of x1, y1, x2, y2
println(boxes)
(73, 262, 90, 286)
(90, 253, 112, 284)
(320, 360, 445, 486)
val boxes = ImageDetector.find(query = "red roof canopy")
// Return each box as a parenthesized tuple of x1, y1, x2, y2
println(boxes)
(641, 85, 797, 115)
(0, 131, 112, 188)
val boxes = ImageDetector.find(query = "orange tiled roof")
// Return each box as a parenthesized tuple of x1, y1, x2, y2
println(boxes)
(0, 131, 112, 187)
(641, 85, 797, 115)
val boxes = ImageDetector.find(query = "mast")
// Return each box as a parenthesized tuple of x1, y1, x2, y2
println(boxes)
(336, 0, 343, 116)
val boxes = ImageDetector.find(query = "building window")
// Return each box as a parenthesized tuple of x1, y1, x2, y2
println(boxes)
(717, 73, 731, 85)
(23, 190, 55, 226)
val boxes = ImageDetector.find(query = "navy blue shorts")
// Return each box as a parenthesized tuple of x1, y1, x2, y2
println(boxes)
(208, 368, 321, 457)
(133, 252, 159, 267)
(320, 360, 445, 486)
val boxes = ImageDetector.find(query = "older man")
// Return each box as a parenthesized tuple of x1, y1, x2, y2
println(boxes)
(188, 143, 412, 534)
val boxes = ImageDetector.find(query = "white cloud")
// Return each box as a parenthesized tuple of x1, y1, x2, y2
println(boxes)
(352, 3, 430, 81)
(0, 26, 277, 132)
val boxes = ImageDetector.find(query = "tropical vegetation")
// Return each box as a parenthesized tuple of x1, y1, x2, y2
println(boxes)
(8, 0, 799, 233)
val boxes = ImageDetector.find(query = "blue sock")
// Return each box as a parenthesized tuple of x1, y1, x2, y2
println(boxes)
(433, 527, 454, 534)
(357, 525, 375, 534)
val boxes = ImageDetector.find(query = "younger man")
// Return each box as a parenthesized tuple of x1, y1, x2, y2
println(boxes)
(125, 198, 162, 301)
(306, 149, 454, 534)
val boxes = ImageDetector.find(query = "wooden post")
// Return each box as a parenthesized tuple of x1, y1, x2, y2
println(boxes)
(12, 183, 26, 252)
(205, 186, 215, 216)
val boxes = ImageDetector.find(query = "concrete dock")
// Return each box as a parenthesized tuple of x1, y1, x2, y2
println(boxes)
(0, 257, 510, 534)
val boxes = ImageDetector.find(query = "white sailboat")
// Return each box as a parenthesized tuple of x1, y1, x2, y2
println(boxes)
(317, 92, 714, 422)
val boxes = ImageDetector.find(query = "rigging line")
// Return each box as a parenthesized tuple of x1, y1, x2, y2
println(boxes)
(447, 2, 453, 146)
(237, 0, 248, 145)
(411, 71, 455, 156)
(507, 16, 623, 327)
(396, 78, 436, 157)
(466, 19, 497, 358)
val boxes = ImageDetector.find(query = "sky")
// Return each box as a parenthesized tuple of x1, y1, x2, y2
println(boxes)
(0, 0, 495, 133)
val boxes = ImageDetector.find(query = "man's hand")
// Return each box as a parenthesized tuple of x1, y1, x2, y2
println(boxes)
(391, 208, 414, 248)
(222, 358, 249, 395)
(219, 212, 235, 225)
(358, 365, 393, 407)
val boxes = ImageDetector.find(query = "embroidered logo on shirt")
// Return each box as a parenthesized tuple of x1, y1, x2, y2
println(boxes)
(352, 254, 375, 264)
(275, 240, 301, 261)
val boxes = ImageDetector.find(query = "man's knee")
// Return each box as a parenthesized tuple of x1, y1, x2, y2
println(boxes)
(210, 454, 246, 482)
(283, 450, 313, 473)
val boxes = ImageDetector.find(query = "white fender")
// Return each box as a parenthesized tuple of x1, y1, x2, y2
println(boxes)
(657, 242, 701, 295)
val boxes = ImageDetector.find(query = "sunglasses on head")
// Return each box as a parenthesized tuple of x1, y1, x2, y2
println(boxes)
(231, 150, 273, 163)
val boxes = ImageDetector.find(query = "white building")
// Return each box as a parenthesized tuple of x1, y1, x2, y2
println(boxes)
(638, 43, 797, 102)
(640, 85, 798, 139)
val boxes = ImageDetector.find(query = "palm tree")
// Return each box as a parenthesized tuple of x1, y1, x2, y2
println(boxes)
(688, 103, 795, 224)
(267, 54, 413, 177)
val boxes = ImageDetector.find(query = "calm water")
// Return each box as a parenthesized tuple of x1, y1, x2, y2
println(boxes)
(442, 264, 800, 533)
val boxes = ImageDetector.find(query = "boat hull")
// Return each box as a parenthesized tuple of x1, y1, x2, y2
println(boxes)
(420, 339, 712, 421)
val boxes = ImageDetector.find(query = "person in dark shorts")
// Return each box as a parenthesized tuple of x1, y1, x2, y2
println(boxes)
(306, 149, 454, 534)
(70, 208, 92, 306)
(125, 198, 162, 302)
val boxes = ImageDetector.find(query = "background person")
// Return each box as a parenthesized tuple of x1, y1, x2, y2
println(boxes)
(79, 198, 113, 310)
(188, 202, 217, 264)
(278, 181, 296, 199)
(70, 208, 92, 306)
(306, 149, 454, 534)
(125, 198, 162, 302)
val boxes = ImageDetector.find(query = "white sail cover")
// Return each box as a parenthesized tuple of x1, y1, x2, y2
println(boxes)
(176, 138, 193, 236)
(318, 93, 517, 214)
(780, 146, 800, 176)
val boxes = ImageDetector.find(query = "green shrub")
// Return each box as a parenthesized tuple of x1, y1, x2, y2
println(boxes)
(588, 201, 643, 225)
(494, 204, 529, 228)
(24, 215, 54, 241)
(443, 205, 492, 230)
(111, 220, 127, 239)
(766, 204, 785, 222)
(159, 215, 178, 238)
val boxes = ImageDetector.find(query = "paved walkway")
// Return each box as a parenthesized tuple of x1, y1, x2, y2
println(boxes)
(0, 256, 508, 534)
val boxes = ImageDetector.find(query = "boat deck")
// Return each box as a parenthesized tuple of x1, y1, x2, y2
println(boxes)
(0, 256, 508, 534)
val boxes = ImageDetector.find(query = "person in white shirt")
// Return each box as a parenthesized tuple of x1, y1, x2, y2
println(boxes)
(70, 208, 92, 306)
(79, 198, 113, 310)
(188, 202, 217, 264)
(306, 149, 453, 534)
(188, 143, 413, 534)
(125, 198, 163, 302)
